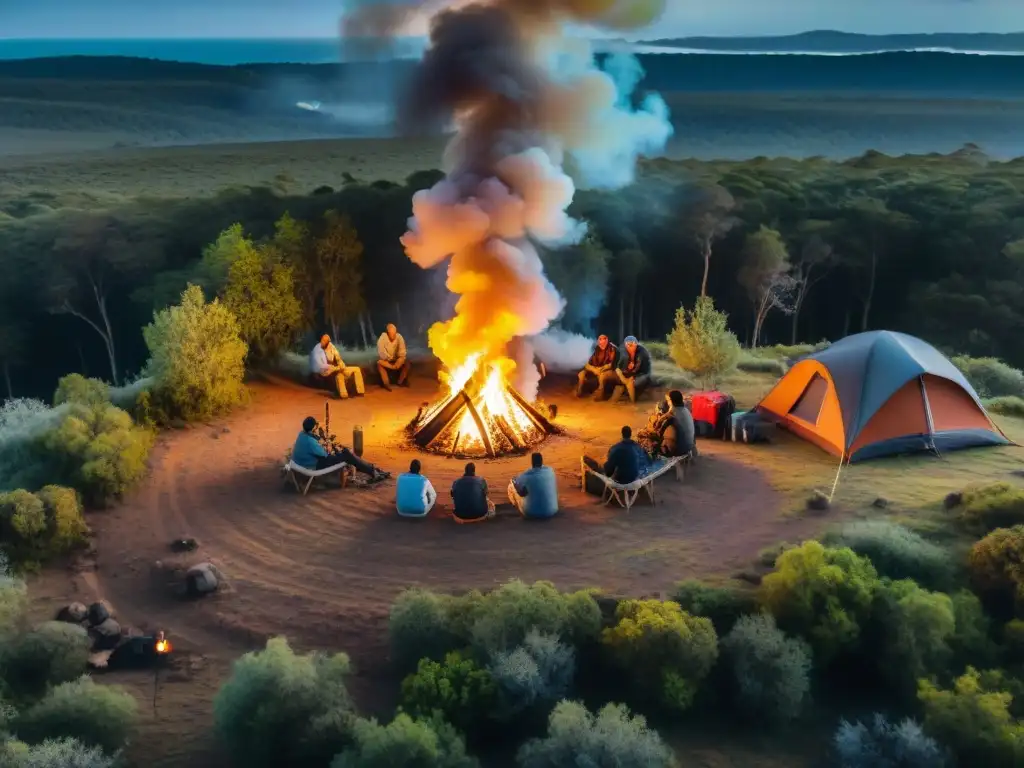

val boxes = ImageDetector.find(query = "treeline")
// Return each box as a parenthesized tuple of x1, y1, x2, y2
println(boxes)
(2, 149, 1024, 399)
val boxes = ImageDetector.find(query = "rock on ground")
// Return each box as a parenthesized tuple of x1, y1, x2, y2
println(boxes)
(186, 562, 221, 596)
(57, 602, 88, 623)
(90, 617, 122, 651)
(87, 600, 114, 626)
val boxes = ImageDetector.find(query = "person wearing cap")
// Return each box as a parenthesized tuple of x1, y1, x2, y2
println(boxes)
(576, 333, 618, 400)
(377, 323, 411, 391)
(292, 416, 389, 482)
(612, 336, 652, 403)
(309, 334, 364, 399)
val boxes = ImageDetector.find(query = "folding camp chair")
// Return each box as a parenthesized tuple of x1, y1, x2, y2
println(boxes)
(580, 455, 686, 512)
(283, 459, 352, 496)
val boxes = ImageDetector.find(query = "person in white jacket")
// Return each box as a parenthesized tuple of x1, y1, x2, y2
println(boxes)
(377, 324, 411, 390)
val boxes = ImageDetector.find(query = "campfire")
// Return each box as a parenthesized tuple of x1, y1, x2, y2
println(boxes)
(410, 354, 559, 458)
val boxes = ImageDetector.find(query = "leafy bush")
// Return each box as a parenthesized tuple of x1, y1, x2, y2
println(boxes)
(399, 652, 498, 734)
(0, 737, 117, 767)
(952, 355, 1024, 399)
(985, 396, 1024, 418)
(331, 714, 478, 768)
(14, 676, 137, 754)
(759, 541, 880, 665)
(752, 341, 830, 361)
(0, 486, 87, 563)
(0, 400, 67, 491)
(38, 403, 152, 508)
(834, 714, 948, 768)
(0, 553, 26, 634)
(488, 631, 574, 722)
(516, 701, 675, 768)
(602, 599, 718, 712)
(736, 352, 787, 376)
(720, 613, 811, 723)
(871, 580, 956, 695)
(957, 483, 1024, 533)
(52, 376, 110, 408)
(0, 621, 91, 700)
(213, 637, 356, 768)
(948, 590, 998, 669)
(672, 580, 758, 635)
(666, 296, 741, 389)
(918, 667, 1024, 766)
(644, 341, 671, 361)
(389, 589, 462, 673)
(142, 284, 248, 422)
(824, 520, 954, 590)
(967, 525, 1024, 618)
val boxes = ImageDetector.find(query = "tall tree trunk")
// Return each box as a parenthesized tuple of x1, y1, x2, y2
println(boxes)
(790, 282, 808, 345)
(618, 296, 624, 342)
(860, 249, 877, 332)
(628, 292, 635, 336)
(637, 296, 644, 341)
(700, 238, 712, 297)
(2, 362, 11, 400)
(358, 314, 369, 348)
(76, 344, 88, 376)
(395, 301, 403, 330)
(366, 312, 377, 342)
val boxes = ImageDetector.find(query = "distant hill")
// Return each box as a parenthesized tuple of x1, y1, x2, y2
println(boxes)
(644, 30, 1024, 53)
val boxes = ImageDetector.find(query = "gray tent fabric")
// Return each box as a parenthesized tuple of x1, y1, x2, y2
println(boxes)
(806, 331, 985, 450)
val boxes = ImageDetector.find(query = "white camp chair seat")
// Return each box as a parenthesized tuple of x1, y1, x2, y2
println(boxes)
(283, 459, 351, 496)
(580, 453, 690, 512)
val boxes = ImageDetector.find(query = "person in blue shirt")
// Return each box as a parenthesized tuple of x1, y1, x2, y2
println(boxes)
(450, 463, 495, 522)
(396, 459, 437, 517)
(291, 416, 389, 482)
(581, 425, 653, 494)
(309, 335, 365, 399)
(508, 452, 559, 519)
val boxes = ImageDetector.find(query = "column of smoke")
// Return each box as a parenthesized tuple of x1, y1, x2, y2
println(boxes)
(347, 0, 673, 399)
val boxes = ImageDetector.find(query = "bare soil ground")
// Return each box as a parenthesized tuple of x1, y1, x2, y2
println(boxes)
(31, 373, 825, 767)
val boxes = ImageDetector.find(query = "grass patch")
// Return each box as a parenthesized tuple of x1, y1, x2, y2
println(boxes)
(985, 396, 1024, 418)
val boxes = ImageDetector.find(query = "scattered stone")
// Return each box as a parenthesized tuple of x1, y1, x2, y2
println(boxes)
(1011, 470, 1024, 479)
(735, 571, 762, 586)
(87, 600, 114, 627)
(90, 618, 122, 651)
(872, 497, 890, 509)
(210, 432, 220, 439)
(186, 562, 221, 596)
(170, 538, 199, 553)
(56, 602, 88, 623)
(806, 490, 830, 512)
(222, 427, 230, 434)
(943, 491, 963, 510)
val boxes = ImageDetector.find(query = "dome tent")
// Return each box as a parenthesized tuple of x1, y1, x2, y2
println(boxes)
(754, 331, 1010, 462)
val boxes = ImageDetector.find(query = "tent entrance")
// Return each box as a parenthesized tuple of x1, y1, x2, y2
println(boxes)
(788, 372, 829, 425)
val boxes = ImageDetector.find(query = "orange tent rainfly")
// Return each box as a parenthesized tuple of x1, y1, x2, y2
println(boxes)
(755, 331, 1010, 462)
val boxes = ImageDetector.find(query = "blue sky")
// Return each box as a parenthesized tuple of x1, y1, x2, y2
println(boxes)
(3, 0, 1022, 38)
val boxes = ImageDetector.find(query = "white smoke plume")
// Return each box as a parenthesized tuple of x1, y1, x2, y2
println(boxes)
(529, 329, 595, 373)
(346, 0, 673, 399)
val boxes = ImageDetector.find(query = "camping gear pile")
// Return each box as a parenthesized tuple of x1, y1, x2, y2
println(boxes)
(686, 390, 737, 439)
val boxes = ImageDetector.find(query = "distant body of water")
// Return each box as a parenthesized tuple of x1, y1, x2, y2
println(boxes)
(2, 37, 1022, 65)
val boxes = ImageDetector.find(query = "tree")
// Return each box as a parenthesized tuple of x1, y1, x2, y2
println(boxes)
(790, 230, 836, 344)
(681, 184, 738, 297)
(0, 323, 26, 400)
(316, 211, 367, 342)
(269, 213, 315, 326)
(738, 226, 798, 347)
(667, 296, 741, 389)
(611, 248, 648, 341)
(540, 229, 611, 334)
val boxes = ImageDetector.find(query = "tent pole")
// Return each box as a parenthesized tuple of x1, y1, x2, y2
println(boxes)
(828, 453, 845, 503)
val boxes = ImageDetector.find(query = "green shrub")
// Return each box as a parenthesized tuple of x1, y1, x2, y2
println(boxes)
(985, 396, 1024, 418)
(0, 554, 26, 634)
(754, 341, 830, 361)
(516, 701, 675, 768)
(672, 580, 758, 635)
(0, 621, 91, 700)
(667, 296, 741, 389)
(14, 676, 137, 754)
(736, 352, 787, 376)
(389, 589, 461, 673)
(38, 404, 152, 508)
(488, 631, 574, 722)
(142, 284, 248, 422)
(644, 341, 670, 361)
(213, 637, 356, 768)
(602, 599, 718, 712)
(0, 400, 66, 491)
(399, 652, 497, 734)
(759, 541, 880, 666)
(824, 521, 955, 590)
(331, 714, 478, 768)
(52, 376, 110, 408)
(958, 483, 1024, 533)
(0, 487, 87, 564)
(967, 526, 1024, 618)
(720, 613, 811, 723)
(35, 486, 87, 555)
(949, 590, 999, 669)
(918, 667, 1024, 766)
(872, 581, 956, 695)
(834, 714, 948, 767)
(952, 355, 1024, 399)
(0, 737, 116, 767)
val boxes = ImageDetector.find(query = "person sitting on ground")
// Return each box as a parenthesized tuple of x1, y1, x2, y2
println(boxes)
(377, 323, 411, 390)
(659, 389, 697, 458)
(576, 334, 619, 399)
(450, 462, 496, 522)
(612, 336, 652, 403)
(309, 334, 365, 399)
(582, 425, 654, 494)
(291, 416, 389, 482)
(508, 452, 559, 519)
(396, 459, 437, 517)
